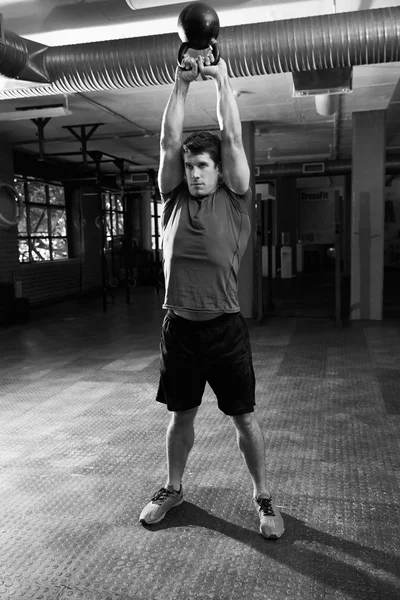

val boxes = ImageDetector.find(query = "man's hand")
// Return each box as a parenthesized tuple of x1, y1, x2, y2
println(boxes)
(197, 54, 228, 81)
(176, 54, 199, 84)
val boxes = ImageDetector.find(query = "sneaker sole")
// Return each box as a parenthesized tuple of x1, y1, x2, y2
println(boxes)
(260, 527, 284, 540)
(139, 497, 184, 525)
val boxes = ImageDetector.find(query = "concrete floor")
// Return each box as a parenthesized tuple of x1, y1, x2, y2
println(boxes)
(0, 287, 399, 600)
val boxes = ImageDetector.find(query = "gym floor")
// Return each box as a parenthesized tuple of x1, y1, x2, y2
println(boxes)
(1, 287, 399, 600)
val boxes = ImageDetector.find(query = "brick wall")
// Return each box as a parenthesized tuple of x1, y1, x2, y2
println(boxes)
(19, 258, 82, 305)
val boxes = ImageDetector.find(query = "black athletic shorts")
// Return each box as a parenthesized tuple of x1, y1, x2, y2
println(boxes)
(156, 309, 256, 415)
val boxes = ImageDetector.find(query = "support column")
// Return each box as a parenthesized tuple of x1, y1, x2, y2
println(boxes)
(0, 143, 19, 281)
(239, 121, 256, 319)
(351, 110, 386, 320)
(141, 189, 152, 251)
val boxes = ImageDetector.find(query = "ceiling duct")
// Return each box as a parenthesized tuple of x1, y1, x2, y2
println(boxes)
(256, 156, 400, 179)
(0, 6, 399, 99)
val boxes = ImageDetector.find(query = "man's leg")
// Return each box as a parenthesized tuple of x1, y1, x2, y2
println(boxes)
(230, 412, 270, 497)
(230, 411, 284, 539)
(166, 406, 198, 491)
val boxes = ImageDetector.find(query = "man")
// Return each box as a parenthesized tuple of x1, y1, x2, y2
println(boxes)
(139, 53, 284, 540)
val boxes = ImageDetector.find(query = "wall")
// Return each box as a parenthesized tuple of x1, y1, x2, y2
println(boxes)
(1, 139, 104, 309)
(1, 144, 153, 311)
(18, 186, 102, 306)
(0, 143, 19, 284)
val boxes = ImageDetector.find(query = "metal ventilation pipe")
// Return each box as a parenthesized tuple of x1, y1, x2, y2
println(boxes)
(257, 156, 400, 179)
(0, 6, 399, 99)
(0, 30, 50, 84)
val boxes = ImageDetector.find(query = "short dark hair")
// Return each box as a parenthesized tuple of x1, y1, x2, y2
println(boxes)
(182, 131, 221, 166)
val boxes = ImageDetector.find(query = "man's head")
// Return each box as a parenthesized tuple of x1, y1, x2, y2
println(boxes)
(182, 131, 221, 198)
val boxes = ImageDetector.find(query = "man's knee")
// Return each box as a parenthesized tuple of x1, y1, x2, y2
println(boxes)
(230, 411, 257, 432)
(171, 406, 198, 426)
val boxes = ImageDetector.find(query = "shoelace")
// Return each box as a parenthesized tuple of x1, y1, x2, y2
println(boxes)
(258, 497, 276, 517)
(151, 487, 176, 505)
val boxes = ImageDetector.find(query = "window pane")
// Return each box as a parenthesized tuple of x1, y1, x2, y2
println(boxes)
(48, 184, 65, 205)
(15, 180, 25, 200)
(111, 211, 117, 234)
(18, 238, 30, 263)
(151, 220, 155, 236)
(103, 193, 111, 210)
(115, 197, 123, 211)
(18, 214, 27, 235)
(27, 181, 46, 203)
(29, 206, 48, 234)
(52, 238, 68, 260)
(105, 213, 112, 237)
(49, 208, 67, 236)
(116, 213, 124, 234)
(31, 237, 50, 261)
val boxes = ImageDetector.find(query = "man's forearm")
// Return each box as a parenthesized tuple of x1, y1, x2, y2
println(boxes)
(215, 74, 242, 143)
(160, 78, 190, 148)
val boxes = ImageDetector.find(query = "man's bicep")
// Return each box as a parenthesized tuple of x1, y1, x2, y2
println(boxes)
(221, 141, 250, 195)
(158, 145, 184, 194)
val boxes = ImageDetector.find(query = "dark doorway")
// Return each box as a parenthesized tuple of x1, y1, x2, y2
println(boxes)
(263, 183, 347, 320)
(383, 189, 400, 318)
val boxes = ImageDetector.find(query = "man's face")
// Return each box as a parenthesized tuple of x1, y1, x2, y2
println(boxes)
(184, 151, 220, 198)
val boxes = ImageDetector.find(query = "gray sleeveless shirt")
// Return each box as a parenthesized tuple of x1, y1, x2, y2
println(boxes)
(160, 182, 251, 314)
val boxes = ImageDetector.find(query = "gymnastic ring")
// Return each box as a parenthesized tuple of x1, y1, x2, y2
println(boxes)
(0, 182, 22, 229)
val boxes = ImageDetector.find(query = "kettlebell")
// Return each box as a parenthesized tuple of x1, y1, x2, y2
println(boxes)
(177, 1, 220, 67)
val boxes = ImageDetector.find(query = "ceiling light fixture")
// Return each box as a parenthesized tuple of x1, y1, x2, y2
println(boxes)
(0, 97, 71, 121)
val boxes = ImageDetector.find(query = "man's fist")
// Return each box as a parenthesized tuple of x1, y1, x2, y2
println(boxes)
(176, 55, 199, 83)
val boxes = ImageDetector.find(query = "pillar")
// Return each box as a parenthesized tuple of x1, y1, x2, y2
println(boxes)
(239, 122, 256, 319)
(141, 189, 152, 251)
(0, 143, 19, 282)
(351, 111, 386, 320)
(276, 177, 297, 271)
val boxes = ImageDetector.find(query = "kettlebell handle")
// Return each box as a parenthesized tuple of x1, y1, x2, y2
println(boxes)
(177, 39, 220, 68)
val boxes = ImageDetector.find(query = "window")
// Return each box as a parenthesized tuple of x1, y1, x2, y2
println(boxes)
(151, 196, 162, 251)
(15, 176, 68, 263)
(103, 191, 124, 252)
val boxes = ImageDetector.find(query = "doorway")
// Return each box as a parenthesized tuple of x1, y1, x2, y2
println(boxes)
(261, 180, 348, 321)
(383, 182, 400, 318)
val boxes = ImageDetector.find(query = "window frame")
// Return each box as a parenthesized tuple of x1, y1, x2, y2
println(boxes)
(15, 175, 69, 264)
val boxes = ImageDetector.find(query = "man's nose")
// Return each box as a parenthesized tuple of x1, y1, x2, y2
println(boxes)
(192, 167, 200, 178)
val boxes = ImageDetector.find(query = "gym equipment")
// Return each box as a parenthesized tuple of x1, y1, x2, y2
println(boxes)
(0, 182, 22, 229)
(177, 1, 220, 66)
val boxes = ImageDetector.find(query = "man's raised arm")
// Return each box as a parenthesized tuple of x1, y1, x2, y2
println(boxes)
(198, 56, 250, 195)
(158, 57, 199, 195)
